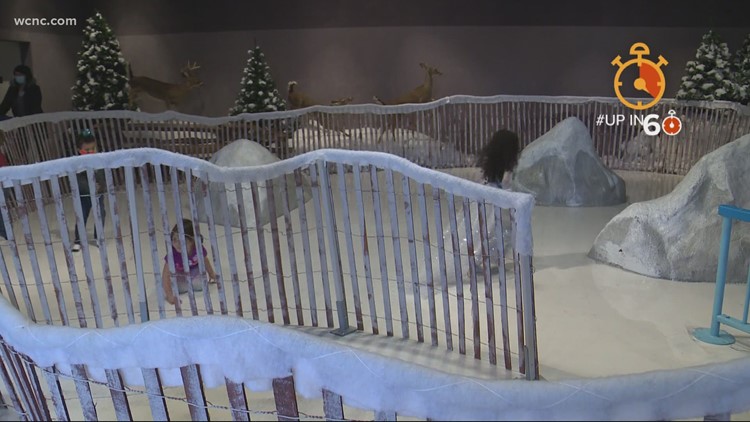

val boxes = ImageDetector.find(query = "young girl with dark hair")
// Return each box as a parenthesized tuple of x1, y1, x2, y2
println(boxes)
(431, 129, 523, 285)
(476, 129, 521, 189)
(162, 219, 217, 305)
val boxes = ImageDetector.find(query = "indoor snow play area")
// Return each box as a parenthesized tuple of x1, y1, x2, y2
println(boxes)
(0, 96, 749, 421)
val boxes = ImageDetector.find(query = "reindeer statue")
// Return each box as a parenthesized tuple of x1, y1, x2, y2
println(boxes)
(287, 81, 318, 110)
(372, 62, 442, 142)
(129, 61, 203, 110)
(373, 62, 442, 105)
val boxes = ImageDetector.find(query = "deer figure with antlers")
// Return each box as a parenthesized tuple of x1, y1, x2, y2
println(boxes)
(373, 62, 442, 105)
(373, 62, 442, 142)
(129, 61, 203, 110)
(287, 81, 318, 110)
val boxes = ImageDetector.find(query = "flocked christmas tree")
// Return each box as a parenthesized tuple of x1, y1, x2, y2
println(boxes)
(676, 30, 738, 102)
(229, 45, 286, 115)
(71, 11, 133, 111)
(732, 34, 750, 105)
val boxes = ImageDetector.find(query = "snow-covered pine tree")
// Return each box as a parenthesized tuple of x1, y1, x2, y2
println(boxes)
(676, 30, 738, 102)
(732, 34, 750, 105)
(229, 46, 286, 115)
(71, 11, 132, 111)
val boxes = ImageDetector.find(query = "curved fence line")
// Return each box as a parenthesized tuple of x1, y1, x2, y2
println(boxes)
(0, 148, 534, 254)
(0, 145, 539, 419)
(0, 293, 746, 421)
(1, 95, 748, 177)
(0, 95, 748, 130)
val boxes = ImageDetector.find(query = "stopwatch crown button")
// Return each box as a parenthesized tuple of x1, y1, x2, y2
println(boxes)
(629, 42, 650, 56)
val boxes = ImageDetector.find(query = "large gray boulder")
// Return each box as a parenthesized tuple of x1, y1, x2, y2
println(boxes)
(196, 139, 312, 228)
(512, 117, 626, 206)
(589, 134, 750, 283)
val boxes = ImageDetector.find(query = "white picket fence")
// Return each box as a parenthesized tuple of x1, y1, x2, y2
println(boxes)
(0, 95, 748, 420)
(0, 147, 538, 420)
(1, 95, 748, 174)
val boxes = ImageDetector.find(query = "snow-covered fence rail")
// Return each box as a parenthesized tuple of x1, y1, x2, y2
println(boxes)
(0, 148, 539, 419)
(0, 292, 747, 421)
(1, 95, 747, 178)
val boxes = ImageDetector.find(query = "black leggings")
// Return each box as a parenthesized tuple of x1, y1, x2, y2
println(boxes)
(74, 194, 105, 243)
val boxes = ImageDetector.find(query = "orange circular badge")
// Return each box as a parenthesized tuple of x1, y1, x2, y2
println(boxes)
(661, 110, 682, 136)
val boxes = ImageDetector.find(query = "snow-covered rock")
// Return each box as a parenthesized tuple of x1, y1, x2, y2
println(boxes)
(589, 134, 750, 283)
(195, 139, 312, 228)
(512, 117, 626, 206)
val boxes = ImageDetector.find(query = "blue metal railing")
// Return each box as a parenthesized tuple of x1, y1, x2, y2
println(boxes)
(694, 204, 750, 345)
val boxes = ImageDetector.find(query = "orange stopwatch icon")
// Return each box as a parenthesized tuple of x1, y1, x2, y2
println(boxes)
(612, 42, 668, 110)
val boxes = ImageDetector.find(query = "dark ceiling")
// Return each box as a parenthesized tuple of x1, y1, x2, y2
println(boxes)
(4, 0, 750, 35)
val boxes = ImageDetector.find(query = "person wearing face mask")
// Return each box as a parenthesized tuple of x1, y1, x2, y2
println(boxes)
(0, 65, 43, 117)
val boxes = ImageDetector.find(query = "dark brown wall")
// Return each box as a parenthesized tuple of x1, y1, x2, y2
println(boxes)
(4, 0, 748, 35)
(79, 0, 748, 33)
(118, 26, 750, 116)
(2, 0, 749, 116)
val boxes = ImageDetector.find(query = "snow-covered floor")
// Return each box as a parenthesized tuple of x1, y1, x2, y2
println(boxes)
(530, 170, 750, 379)
(438, 169, 750, 380)
(1, 168, 749, 420)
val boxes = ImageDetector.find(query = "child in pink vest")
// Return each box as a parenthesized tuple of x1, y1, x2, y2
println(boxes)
(162, 219, 217, 305)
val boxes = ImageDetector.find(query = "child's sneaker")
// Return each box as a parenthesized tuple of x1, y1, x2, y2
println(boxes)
(72, 243, 81, 252)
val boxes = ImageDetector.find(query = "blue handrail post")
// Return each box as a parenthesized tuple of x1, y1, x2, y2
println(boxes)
(708, 217, 732, 337)
(693, 205, 748, 345)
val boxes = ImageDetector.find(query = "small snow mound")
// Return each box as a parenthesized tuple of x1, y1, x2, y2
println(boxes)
(512, 117, 626, 206)
(195, 139, 312, 228)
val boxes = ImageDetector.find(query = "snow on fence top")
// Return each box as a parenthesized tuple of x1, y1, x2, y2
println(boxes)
(1, 291, 748, 421)
(0, 147, 535, 254)
(1, 94, 748, 131)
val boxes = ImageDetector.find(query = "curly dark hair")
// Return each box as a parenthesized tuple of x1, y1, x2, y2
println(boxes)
(477, 129, 521, 184)
(171, 219, 197, 239)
